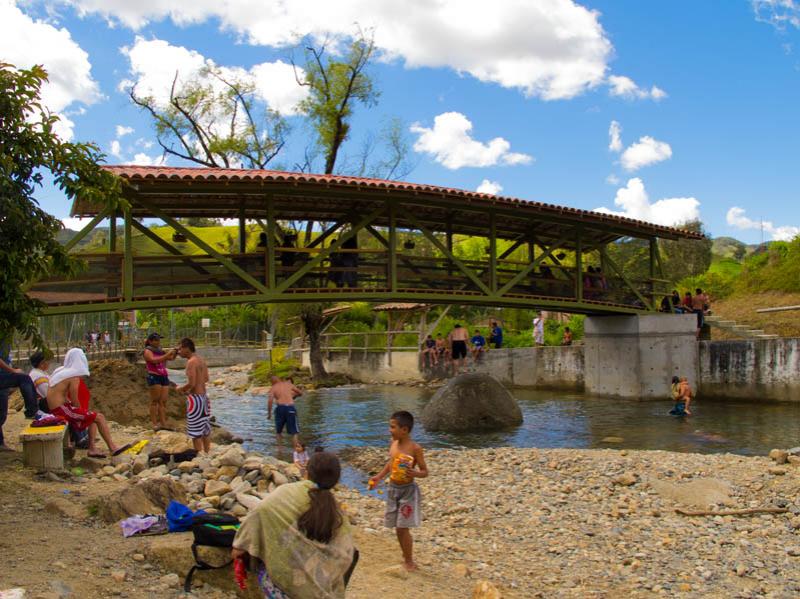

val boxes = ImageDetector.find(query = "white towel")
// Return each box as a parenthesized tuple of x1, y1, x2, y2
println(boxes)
(49, 347, 90, 388)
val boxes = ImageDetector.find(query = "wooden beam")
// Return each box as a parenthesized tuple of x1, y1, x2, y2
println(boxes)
(64, 207, 110, 252)
(576, 228, 583, 302)
(495, 232, 572, 297)
(137, 199, 271, 295)
(238, 203, 246, 254)
(276, 206, 386, 292)
(489, 210, 497, 293)
(600, 246, 651, 309)
(307, 220, 344, 249)
(108, 213, 117, 252)
(401, 208, 492, 296)
(266, 200, 276, 289)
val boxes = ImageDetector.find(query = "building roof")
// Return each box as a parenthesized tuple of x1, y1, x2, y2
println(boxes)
(372, 302, 431, 312)
(72, 166, 704, 244)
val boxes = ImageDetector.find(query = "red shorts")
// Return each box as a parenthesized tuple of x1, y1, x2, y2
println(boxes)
(51, 403, 98, 432)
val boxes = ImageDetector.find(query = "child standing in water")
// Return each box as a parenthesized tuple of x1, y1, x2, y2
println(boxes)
(293, 441, 309, 475)
(369, 411, 428, 571)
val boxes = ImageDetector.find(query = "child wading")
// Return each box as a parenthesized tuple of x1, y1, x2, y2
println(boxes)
(369, 410, 429, 571)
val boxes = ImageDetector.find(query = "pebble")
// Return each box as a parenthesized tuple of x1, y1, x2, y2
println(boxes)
(110, 570, 126, 582)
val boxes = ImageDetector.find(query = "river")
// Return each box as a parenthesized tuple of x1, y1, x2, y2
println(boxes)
(203, 383, 799, 458)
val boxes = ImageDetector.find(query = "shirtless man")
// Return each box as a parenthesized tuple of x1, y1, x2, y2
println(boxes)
(175, 338, 211, 453)
(268, 375, 303, 447)
(46, 348, 129, 458)
(448, 324, 470, 375)
(678, 376, 694, 415)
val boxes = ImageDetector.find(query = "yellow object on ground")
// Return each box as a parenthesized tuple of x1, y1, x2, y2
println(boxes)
(124, 439, 149, 455)
(21, 425, 66, 436)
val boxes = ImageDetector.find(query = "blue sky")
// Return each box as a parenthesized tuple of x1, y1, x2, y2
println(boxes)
(3, 0, 800, 243)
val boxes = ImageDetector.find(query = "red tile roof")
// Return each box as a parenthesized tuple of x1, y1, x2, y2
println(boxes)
(99, 165, 704, 239)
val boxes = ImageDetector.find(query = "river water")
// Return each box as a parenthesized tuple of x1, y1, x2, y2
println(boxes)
(203, 383, 799, 458)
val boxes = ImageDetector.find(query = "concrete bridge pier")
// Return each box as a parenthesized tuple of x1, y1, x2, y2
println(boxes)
(584, 314, 698, 399)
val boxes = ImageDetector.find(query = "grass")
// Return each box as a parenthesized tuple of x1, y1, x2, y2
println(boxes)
(710, 291, 800, 339)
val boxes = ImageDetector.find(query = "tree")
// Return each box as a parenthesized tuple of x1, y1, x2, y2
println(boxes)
(660, 220, 713, 284)
(130, 66, 286, 169)
(0, 63, 122, 348)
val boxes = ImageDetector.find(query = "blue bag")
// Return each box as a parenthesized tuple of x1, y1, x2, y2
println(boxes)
(166, 501, 205, 532)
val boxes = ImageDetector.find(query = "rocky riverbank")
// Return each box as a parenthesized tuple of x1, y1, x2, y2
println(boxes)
(341, 446, 800, 598)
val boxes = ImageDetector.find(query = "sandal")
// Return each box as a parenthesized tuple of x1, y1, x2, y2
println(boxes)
(111, 443, 134, 457)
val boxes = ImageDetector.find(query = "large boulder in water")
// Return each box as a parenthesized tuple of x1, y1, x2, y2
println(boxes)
(421, 373, 523, 432)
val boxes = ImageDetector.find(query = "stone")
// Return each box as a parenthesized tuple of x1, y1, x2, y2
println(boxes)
(111, 453, 133, 466)
(244, 469, 260, 483)
(601, 436, 624, 443)
(44, 497, 86, 520)
(769, 449, 789, 464)
(379, 565, 409, 580)
(472, 580, 502, 599)
(205, 480, 232, 497)
(230, 504, 248, 517)
(96, 477, 187, 523)
(159, 573, 181, 588)
(612, 472, 637, 486)
(178, 461, 196, 473)
(453, 563, 471, 578)
(102, 465, 116, 476)
(271, 471, 289, 486)
(113, 474, 129, 482)
(110, 570, 127, 582)
(768, 467, 788, 476)
(219, 448, 244, 468)
(231, 480, 252, 495)
(132, 455, 148, 475)
(113, 462, 131, 475)
(421, 373, 522, 432)
(648, 478, 733, 507)
(215, 465, 239, 480)
(132, 554, 145, 562)
(236, 493, 261, 511)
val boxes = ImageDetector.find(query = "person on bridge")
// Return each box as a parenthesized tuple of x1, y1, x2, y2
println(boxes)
(143, 333, 177, 431)
(268, 376, 303, 450)
(448, 324, 470, 375)
(470, 330, 487, 364)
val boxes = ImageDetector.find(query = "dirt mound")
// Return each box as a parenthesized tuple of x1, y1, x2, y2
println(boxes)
(86, 359, 186, 426)
(94, 477, 186, 523)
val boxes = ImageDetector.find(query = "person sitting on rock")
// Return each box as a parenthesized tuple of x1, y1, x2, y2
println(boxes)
(46, 348, 131, 458)
(421, 334, 438, 367)
(232, 451, 358, 598)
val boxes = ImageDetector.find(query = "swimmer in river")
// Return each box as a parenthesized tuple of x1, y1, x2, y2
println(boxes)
(669, 376, 693, 416)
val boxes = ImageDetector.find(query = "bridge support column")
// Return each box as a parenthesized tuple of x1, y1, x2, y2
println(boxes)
(584, 314, 698, 398)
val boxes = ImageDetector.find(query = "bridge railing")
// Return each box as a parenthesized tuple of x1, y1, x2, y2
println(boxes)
(29, 247, 662, 312)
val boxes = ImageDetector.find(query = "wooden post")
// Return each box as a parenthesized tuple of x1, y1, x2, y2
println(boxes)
(649, 238, 658, 311)
(266, 199, 276, 288)
(238, 203, 247, 254)
(388, 202, 397, 291)
(108, 213, 117, 251)
(575, 228, 583, 302)
(386, 312, 393, 367)
(123, 207, 133, 302)
(446, 216, 453, 278)
(489, 210, 497, 294)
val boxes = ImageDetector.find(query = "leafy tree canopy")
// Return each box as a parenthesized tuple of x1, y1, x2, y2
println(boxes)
(0, 63, 122, 347)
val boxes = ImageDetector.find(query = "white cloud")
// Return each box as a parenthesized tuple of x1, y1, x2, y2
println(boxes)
(608, 120, 622, 152)
(620, 136, 672, 171)
(608, 75, 666, 101)
(605, 173, 620, 185)
(476, 179, 503, 195)
(726, 206, 800, 241)
(594, 178, 700, 227)
(64, 0, 621, 101)
(120, 37, 307, 115)
(411, 112, 533, 170)
(752, 0, 800, 30)
(0, 1, 101, 139)
(110, 139, 122, 158)
(61, 217, 96, 231)
(116, 125, 134, 137)
(131, 152, 166, 166)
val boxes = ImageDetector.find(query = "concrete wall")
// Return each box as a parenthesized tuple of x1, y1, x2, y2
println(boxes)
(303, 346, 584, 389)
(584, 314, 698, 398)
(300, 350, 421, 383)
(699, 338, 800, 401)
(171, 346, 269, 368)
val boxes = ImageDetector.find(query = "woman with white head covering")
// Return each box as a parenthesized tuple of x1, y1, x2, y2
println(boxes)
(47, 348, 131, 458)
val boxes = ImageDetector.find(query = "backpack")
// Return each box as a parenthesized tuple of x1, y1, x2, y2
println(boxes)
(184, 513, 241, 592)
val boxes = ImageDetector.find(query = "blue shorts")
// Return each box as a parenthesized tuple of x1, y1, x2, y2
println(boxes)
(274, 404, 299, 435)
(147, 373, 170, 387)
